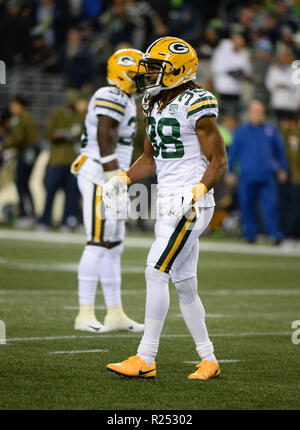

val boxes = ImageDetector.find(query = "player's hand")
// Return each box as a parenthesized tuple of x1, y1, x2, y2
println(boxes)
(166, 191, 194, 218)
(105, 190, 129, 220)
(102, 175, 127, 209)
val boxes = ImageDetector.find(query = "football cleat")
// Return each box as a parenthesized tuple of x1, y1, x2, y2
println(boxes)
(106, 355, 156, 378)
(103, 313, 144, 332)
(188, 360, 220, 380)
(74, 318, 109, 333)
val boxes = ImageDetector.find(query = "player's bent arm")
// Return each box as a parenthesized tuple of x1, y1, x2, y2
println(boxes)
(120, 135, 156, 185)
(97, 114, 120, 177)
(193, 116, 228, 201)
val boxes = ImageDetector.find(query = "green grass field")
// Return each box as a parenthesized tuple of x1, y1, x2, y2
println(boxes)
(0, 229, 299, 410)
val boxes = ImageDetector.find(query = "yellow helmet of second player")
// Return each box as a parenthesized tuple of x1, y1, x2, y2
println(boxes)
(135, 36, 198, 96)
(107, 48, 144, 95)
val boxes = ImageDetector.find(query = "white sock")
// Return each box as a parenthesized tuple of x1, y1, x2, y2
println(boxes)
(137, 266, 169, 365)
(99, 244, 123, 307)
(78, 245, 105, 306)
(175, 277, 216, 362)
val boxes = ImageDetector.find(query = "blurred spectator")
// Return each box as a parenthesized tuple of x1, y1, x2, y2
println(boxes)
(0, 96, 40, 226)
(0, 0, 31, 67)
(226, 100, 288, 244)
(26, 33, 56, 70)
(68, 0, 102, 24)
(59, 27, 94, 89)
(292, 31, 300, 58)
(211, 28, 252, 116)
(252, 38, 273, 105)
(197, 19, 223, 59)
(265, 48, 300, 123)
(75, 89, 91, 117)
(30, 0, 70, 48)
(82, 0, 102, 20)
(210, 111, 239, 232)
(281, 118, 300, 240)
(0, 110, 13, 178)
(126, 0, 168, 50)
(236, 7, 255, 43)
(275, 25, 295, 54)
(260, 13, 280, 47)
(249, 0, 268, 31)
(38, 89, 83, 230)
(275, 1, 299, 33)
(156, 0, 201, 45)
(99, 0, 138, 50)
(218, 111, 239, 156)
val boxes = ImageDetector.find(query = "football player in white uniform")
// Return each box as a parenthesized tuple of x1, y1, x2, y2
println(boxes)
(104, 37, 228, 379)
(70, 49, 144, 333)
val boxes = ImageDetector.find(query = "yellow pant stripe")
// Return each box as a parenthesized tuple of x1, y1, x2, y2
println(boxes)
(159, 210, 196, 272)
(93, 186, 102, 242)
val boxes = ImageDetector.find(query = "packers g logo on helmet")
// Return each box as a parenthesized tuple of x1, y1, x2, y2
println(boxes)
(135, 36, 198, 96)
(117, 55, 136, 66)
(168, 42, 190, 54)
(107, 49, 144, 94)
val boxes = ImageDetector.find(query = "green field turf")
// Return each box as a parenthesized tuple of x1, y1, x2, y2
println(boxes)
(0, 230, 299, 410)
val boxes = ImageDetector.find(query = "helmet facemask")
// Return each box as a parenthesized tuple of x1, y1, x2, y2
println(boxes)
(135, 57, 176, 96)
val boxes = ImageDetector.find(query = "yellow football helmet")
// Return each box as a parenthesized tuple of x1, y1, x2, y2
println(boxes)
(135, 36, 198, 96)
(107, 48, 144, 95)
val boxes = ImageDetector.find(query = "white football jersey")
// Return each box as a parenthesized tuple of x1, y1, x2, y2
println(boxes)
(80, 85, 137, 174)
(143, 88, 218, 207)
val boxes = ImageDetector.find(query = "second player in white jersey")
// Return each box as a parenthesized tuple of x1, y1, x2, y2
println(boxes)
(70, 48, 145, 335)
(79, 85, 137, 180)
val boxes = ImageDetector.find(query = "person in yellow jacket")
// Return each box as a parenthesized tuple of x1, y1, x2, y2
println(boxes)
(39, 89, 84, 230)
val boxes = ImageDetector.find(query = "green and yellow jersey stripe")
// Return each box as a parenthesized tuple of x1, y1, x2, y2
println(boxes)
(187, 99, 218, 117)
(94, 98, 125, 115)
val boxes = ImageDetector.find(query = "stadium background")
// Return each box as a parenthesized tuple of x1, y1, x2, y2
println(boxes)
(0, 0, 299, 240)
(0, 0, 300, 411)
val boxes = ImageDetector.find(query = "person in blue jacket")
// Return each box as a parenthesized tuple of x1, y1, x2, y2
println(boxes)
(226, 100, 288, 243)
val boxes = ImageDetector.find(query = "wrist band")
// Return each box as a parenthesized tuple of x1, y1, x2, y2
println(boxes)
(100, 153, 117, 164)
(191, 182, 208, 202)
(118, 171, 132, 185)
(104, 169, 122, 181)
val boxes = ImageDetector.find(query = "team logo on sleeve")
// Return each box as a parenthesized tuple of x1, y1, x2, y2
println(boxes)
(169, 104, 178, 114)
(168, 42, 189, 54)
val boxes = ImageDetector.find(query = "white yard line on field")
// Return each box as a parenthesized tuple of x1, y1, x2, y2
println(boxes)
(175, 313, 226, 318)
(4, 331, 291, 343)
(185, 360, 243, 364)
(49, 349, 108, 355)
(0, 258, 145, 274)
(63, 306, 106, 310)
(0, 288, 299, 296)
(1, 257, 299, 273)
(1, 229, 300, 257)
